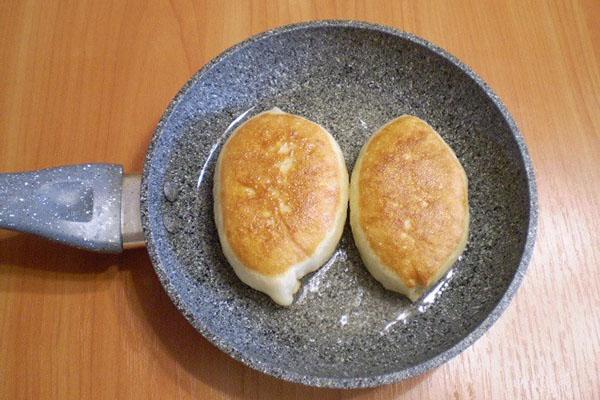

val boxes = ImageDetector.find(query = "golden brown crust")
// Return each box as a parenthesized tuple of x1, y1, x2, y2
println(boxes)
(357, 115, 469, 288)
(217, 112, 343, 276)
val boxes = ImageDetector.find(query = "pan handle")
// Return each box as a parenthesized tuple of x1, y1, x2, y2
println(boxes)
(0, 164, 144, 253)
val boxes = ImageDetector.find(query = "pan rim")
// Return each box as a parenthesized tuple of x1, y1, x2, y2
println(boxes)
(141, 20, 538, 388)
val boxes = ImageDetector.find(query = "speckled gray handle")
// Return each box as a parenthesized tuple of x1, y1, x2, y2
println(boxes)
(0, 164, 127, 253)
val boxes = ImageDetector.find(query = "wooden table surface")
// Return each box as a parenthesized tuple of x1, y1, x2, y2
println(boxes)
(1, 1, 599, 399)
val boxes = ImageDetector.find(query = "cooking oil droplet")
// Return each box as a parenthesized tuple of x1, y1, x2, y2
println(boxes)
(163, 180, 179, 202)
(163, 213, 180, 233)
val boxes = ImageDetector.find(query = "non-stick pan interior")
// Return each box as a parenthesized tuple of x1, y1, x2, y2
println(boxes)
(141, 22, 535, 388)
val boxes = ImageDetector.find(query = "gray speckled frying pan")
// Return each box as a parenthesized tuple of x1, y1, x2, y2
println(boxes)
(0, 21, 537, 388)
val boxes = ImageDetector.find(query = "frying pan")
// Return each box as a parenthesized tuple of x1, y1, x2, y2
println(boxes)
(0, 21, 537, 388)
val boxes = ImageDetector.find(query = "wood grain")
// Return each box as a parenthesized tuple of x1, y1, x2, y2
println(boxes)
(1, 1, 599, 399)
